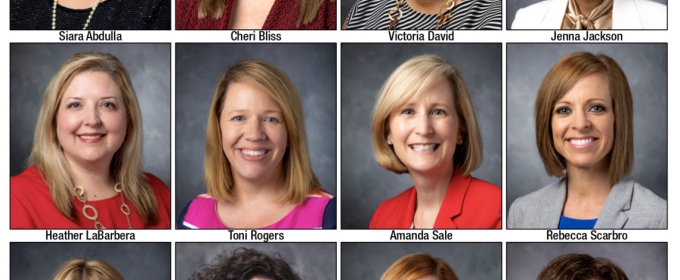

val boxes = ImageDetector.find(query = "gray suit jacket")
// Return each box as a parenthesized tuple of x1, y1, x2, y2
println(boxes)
(508, 176, 667, 229)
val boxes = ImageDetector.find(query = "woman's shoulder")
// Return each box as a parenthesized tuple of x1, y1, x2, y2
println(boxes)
(344, 0, 388, 29)
(510, 180, 563, 212)
(11, 166, 48, 193)
(628, 181, 667, 225)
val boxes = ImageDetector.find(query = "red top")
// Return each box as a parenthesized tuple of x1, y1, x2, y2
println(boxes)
(370, 169, 501, 229)
(11, 166, 171, 229)
(176, 0, 336, 29)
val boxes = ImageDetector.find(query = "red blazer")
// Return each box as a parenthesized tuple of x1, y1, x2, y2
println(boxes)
(369, 169, 501, 229)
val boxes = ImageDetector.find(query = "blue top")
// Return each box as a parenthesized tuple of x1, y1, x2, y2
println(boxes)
(558, 216, 598, 229)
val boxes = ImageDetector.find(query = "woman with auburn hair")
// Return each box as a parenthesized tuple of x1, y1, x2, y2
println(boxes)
(369, 54, 500, 229)
(178, 59, 335, 229)
(537, 253, 628, 280)
(381, 253, 458, 280)
(10, 52, 171, 229)
(53, 258, 124, 280)
(176, 0, 336, 29)
(190, 248, 302, 280)
(508, 52, 666, 229)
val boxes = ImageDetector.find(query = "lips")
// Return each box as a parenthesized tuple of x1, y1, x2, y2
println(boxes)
(566, 137, 597, 148)
(77, 133, 106, 143)
(409, 144, 439, 152)
(237, 148, 270, 160)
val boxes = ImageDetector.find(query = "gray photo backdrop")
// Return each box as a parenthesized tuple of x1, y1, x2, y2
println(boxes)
(10, 44, 171, 187)
(175, 44, 337, 221)
(342, 243, 501, 279)
(10, 242, 170, 280)
(506, 44, 667, 213)
(506, 0, 667, 29)
(176, 243, 336, 279)
(341, 44, 502, 229)
(507, 243, 667, 279)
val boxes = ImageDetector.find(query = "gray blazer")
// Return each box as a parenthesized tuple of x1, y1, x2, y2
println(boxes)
(508, 176, 667, 229)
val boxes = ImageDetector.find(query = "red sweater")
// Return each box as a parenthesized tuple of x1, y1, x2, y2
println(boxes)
(11, 166, 171, 229)
(176, 0, 336, 29)
(370, 169, 501, 229)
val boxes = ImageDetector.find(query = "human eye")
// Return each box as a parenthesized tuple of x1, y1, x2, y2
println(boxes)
(431, 109, 447, 116)
(101, 102, 117, 109)
(400, 108, 414, 115)
(231, 115, 245, 121)
(264, 117, 280, 123)
(589, 104, 606, 113)
(555, 106, 571, 115)
(67, 102, 81, 109)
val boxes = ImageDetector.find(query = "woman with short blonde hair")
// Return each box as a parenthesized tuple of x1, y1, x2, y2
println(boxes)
(53, 258, 124, 280)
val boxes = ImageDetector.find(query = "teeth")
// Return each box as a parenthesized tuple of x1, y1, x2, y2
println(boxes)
(241, 150, 266, 156)
(411, 144, 437, 152)
(80, 135, 102, 139)
(570, 138, 593, 145)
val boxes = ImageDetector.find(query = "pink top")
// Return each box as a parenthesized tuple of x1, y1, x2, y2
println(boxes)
(181, 189, 334, 229)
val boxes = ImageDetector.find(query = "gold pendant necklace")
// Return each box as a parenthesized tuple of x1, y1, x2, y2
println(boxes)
(74, 183, 133, 229)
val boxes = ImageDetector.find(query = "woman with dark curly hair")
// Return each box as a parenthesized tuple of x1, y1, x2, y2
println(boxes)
(538, 253, 628, 280)
(190, 248, 302, 280)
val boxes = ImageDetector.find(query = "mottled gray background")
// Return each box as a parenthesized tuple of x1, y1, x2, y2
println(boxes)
(10, 242, 170, 279)
(10, 44, 171, 187)
(176, 243, 336, 280)
(507, 0, 667, 29)
(507, 243, 667, 279)
(341, 44, 502, 229)
(506, 44, 667, 213)
(175, 44, 337, 221)
(342, 242, 501, 279)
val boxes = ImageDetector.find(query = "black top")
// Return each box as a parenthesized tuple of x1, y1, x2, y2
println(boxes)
(11, 0, 170, 30)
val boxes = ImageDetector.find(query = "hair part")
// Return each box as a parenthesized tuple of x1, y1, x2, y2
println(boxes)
(371, 54, 483, 175)
(29, 51, 159, 225)
(380, 253, 459, 280)
(196, 0, 333, 27)
(52, 258, 124, 280)
(190, 247, 302, 280)
(534, 52, 633, 185)
(205, 59, 321, 204)
(537, 253, 629, 280)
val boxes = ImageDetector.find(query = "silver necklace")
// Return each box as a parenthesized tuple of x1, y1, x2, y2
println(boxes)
(52, 0, 102, 30)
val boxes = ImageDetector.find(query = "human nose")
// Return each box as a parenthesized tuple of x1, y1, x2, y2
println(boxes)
(244, 118, 266, 141)
(571, 109, 590, 130)
(414, 112, 434, 135)
(83, 106, 102, 126)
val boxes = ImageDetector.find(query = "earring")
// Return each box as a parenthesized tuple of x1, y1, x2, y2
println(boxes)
(457, 139, 463, 145)
(387, 139, 392, 145)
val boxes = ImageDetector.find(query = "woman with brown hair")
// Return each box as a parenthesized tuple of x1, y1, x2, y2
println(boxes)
(381, 253, 458, 280)
(538, 254, 628, 280)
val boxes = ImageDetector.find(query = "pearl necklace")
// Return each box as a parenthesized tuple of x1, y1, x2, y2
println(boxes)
(52, 0, 102, 30)
(74, 183, 133, 229)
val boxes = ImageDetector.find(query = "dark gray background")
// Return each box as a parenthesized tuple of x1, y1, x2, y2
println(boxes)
(10, 44, 171, 187)
(175, 44, 337, 220)
(507, 243, 667, 279)
(342, 242, 501, 279)
(10, 242, 170, 279)
(341, 44, 502, 229)
(506, 44, 667, 213)
(176, 243, 336, 280)
(507, 0, 667, 29)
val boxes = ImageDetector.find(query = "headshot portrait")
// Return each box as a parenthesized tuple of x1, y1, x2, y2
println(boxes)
(175, 0, 336, 29)
(507, 243, 667, 280)
(341, 44, 502, 229)
(506, 44, 667, 229)
(342, 243, 500, 279)
(508, 0, 667, 29)
(10, 44, 171, 229)
(342, 0, 501, 29)
(10, 0, 170, 30)
(175, 43, 336, 229)
(10, 242, 171, 280)
(176, 243, 336, 280)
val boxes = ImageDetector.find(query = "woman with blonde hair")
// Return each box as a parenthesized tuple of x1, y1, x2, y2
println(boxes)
(53, 258, 124, 280)
(369, 54, 500, 229)
(10, 51, 171, 229)
(178, 59, 335, 229)
(381, 253, 458, 280)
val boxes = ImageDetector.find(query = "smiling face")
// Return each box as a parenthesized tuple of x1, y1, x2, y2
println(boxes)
(551, 73, 615, 171)
(220, 82, 288, 184)
(387, 78, 462, 175)
(56, 71, 127, 167)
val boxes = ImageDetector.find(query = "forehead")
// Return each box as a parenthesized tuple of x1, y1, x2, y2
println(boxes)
(556, 73, 611, 103)
(61, 71, 121, 100)
(222, 82, 282, 111)
(394, 77, 454, 107)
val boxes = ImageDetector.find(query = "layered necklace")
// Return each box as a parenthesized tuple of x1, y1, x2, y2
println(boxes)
(388, 0, 459, 29)
(52, 0, 102, 30)
(74, 183, 133, 229)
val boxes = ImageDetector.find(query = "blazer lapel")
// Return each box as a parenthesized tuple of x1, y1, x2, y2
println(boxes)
(612, 0, 643, 29)
(433, 169, 470, 229)
(595, 177, 633, 228)
(401, 188, 419, 228)
(540, 0, 569, 29)
(536, 178, 567, 228)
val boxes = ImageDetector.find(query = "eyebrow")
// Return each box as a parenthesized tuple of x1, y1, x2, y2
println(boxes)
(554, 98, 609, 105)
(226, 109, 282, 114)
(64, 96, 119, 101)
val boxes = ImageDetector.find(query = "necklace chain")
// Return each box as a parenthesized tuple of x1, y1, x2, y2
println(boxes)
(74, 183, 133, 229)
(388, 0, 458, 29)
(52, 0, 101, 30)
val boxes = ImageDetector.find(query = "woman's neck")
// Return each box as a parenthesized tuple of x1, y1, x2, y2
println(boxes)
(406, 0, 460, 15)
(410, 164, 454, 227)
(230, 170, 286, 207)
(562, 162, 612, 219)
(66, 157, 117, 200)
(575, 0, 605, 16)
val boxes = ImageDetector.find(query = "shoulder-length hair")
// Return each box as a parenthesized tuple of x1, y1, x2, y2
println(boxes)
(195, 0, 333, 27)
(29, 51, 159, 225)
(537, 253, 629, 280)
(380, 253, 459, 280)
(535, 52, 633, 185)
(205, 59, 321, 204)
(190, 248, 302, 280)
(371, 54, 483, 175)
(52, 258, 124, 280)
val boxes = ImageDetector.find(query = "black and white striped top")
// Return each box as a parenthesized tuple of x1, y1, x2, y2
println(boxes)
(344, 0, 501, 30)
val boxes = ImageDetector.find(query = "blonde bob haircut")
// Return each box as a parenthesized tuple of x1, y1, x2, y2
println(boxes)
(52, 258, 124, 280)
(29, 51, 159, 226)
(535, 52, 633, 185)
(194, 0, 334, 27)
(371, 54, 483, 175)
(380, 253, 459, 280)
(205, 59, 321, 204)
